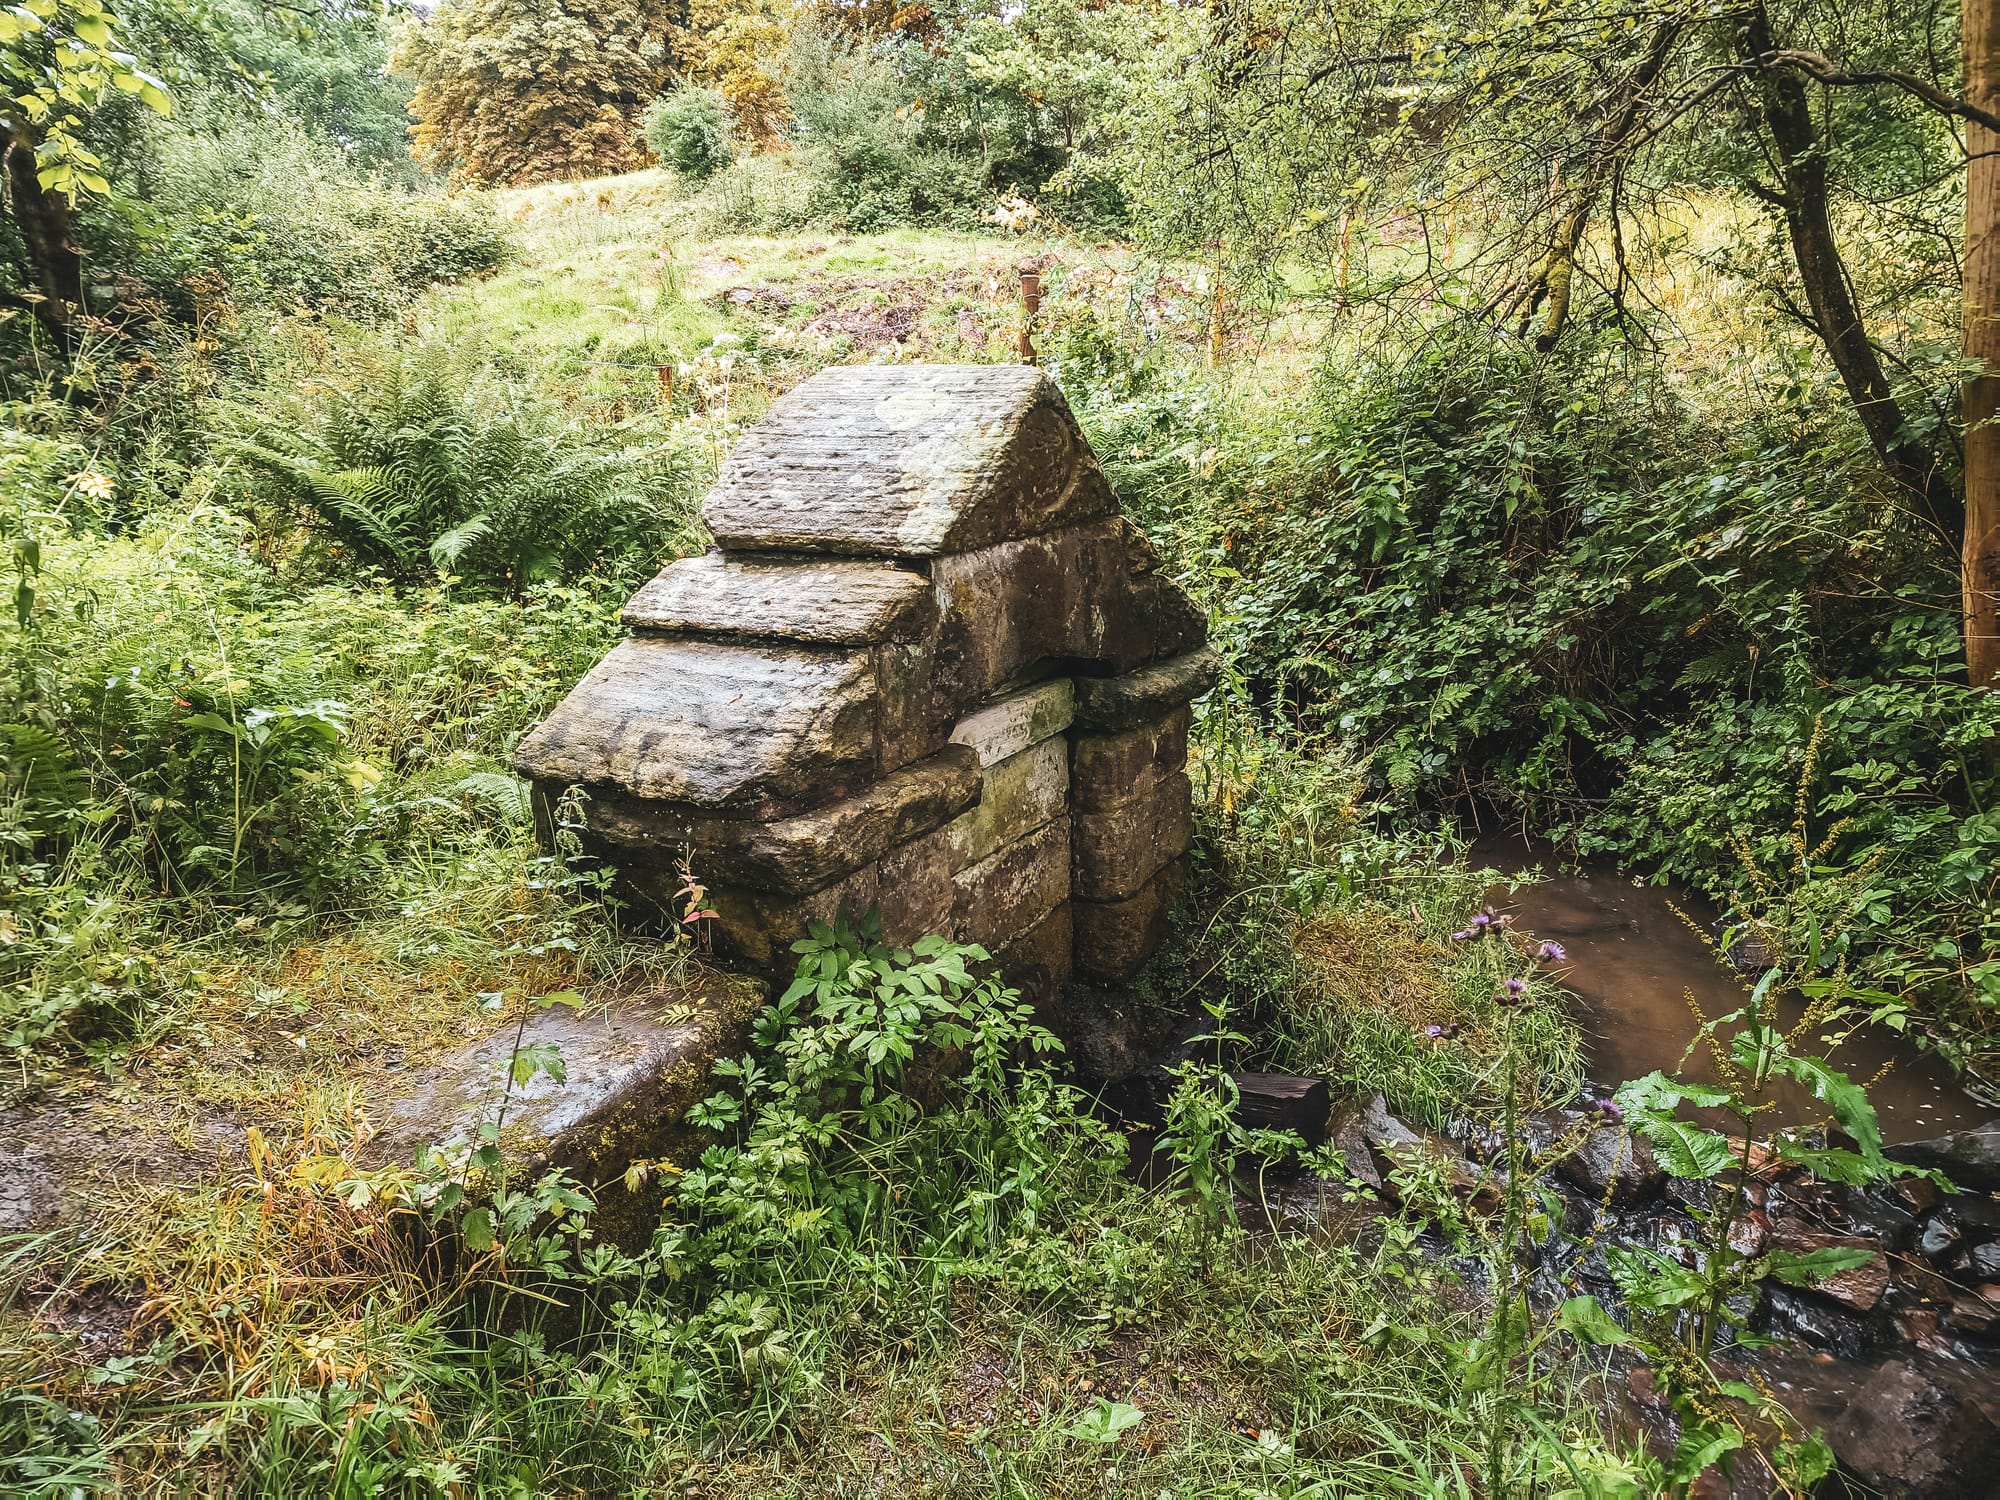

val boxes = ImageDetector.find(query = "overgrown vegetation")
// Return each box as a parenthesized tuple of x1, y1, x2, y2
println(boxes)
(1, 0, 1996, 1492)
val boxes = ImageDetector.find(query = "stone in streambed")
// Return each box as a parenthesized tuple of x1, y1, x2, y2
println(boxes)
(1825, 1358, 2000, 1499)
(1551, 1120, 1665, 1207)
(1886, 1120, 2000, 1193)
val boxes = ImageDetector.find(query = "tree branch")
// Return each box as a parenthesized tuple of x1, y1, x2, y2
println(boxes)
(1748, 48, 2000, 135)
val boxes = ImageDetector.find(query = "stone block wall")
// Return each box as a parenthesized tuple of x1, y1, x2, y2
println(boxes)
(516, 364, 1215, 1013)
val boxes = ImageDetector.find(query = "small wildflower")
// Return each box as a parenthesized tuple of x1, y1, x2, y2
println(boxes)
(1591, 1095, 1625, 1123)
(1471, 913, 1492, 929)
(1451, 928, 1476, 941)
(1424, 1024, 1444, 1039)
(1493, 977, 1527, 1006)
(1536, 940, 1568, 964)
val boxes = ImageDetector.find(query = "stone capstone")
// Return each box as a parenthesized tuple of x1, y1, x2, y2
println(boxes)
(702, 364, 1117, 557)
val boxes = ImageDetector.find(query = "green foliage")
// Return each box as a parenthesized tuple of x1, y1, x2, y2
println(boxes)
(121, 111, 509, 324)
(232, 334, 694, 590)
(643, 85, 732, 182)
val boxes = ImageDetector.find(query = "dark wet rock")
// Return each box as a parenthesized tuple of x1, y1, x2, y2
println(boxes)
(1763, 1287, 1872, 1359)
(1948, 1286, 2000, 1337)
(1768, 1222, 1891, 1313)
(1972, 1242, 2000, 1280)
(1728, 1208, 1771, 1258)
(1886, 1120, 2000, 1193)
(1825, 1358, 2000, 1499)
(1823, 1188, 1918, 1252)
(1918, 1214, 1962, 1263)
(1552, 1120, 1664, 1208)
(1328, 1114, 1383, 1191)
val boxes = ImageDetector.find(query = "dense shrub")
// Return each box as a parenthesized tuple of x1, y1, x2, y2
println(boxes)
(117, 112, 508, 325)
(643, 87, 734, 182)
(1050, 312, 1998, 1074)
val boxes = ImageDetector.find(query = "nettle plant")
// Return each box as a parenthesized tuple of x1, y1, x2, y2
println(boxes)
(1541, 937, 1931, 1495)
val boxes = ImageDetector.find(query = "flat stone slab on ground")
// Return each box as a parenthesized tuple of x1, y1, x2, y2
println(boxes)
(367, 972, 767, 1188)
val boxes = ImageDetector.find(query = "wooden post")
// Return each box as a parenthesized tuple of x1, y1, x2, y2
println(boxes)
(1967, 0, 2000, 686)
(1018, 266, 1041, 365)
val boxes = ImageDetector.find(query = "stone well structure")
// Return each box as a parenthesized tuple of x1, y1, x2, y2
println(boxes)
(515, 364, 1216, 1012)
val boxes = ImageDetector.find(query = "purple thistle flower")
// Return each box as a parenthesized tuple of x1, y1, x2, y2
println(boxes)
(1494, 977, 1528, 1007)
(1424, 1024, 1445, 1039)
(1451, 928, 1476, 941)
(1592, 1096, 1626, 1123)
(1470, 913, 1492, 929)
(1536, 940, 1568, 964)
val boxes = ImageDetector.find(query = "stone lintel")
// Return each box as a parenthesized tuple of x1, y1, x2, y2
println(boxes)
(950, 677, 1074, 767)
(622, 551, 936, 645)
(1073, 648, 1222, 732)
(578, 744, 982, 895)
(702, 365, 1116, 557)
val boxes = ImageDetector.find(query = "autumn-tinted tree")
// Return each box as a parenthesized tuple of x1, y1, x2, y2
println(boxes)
(394, 0, 668, 185)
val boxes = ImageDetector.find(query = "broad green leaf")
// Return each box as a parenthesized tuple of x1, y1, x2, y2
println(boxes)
(1556, 1295, 1628, 1346)
(460, 1207, 494, 1253)
(1768, 1246, 1875, 1287)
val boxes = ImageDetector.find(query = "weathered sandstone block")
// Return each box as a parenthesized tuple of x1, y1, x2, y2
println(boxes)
(954, 816, 1071, 951)
(1074, 769, 1194, 902)
(1075, 857, 1187, 982)
(623, 551, 935, 644)
(568, 745, 981, 894)
(950, 677, 1074, 766)
(703, 365, 1116, 556)
(514, 636, 881, 814)
(1071, 706, 1191, 813)
(945, 735, 1068, 870)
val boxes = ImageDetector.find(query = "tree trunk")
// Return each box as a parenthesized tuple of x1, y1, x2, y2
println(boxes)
(1740, 3, 1963, 551)
(2, 130, 84, 348)
(1966, 0, 2000, 686)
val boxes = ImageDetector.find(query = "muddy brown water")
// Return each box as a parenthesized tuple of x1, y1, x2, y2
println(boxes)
(1472, 835, 1987, 1144)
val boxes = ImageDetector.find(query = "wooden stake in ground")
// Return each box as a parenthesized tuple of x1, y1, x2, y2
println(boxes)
(1967, 0, 2000, 686)
(1018, 266, 1040, 364)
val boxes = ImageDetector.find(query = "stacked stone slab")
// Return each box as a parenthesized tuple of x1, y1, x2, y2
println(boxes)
(515, 364, 1216, 1008)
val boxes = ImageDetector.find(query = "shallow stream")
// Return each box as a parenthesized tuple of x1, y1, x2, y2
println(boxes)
(1472, 834, 1987, 1142)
